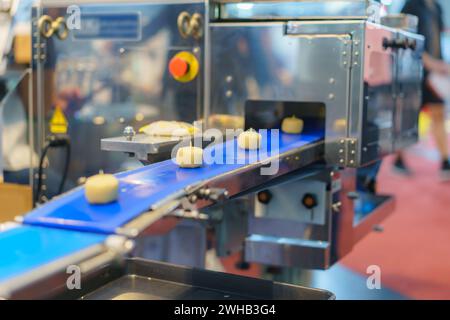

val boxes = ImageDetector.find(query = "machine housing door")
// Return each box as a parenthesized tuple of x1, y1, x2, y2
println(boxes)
(32, 1, 205, 198)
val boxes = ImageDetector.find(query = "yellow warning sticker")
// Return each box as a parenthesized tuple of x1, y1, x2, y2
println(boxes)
(50, 106, 68, 134)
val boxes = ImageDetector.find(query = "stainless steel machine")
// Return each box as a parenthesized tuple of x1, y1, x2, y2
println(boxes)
(0, 0, 425, 299)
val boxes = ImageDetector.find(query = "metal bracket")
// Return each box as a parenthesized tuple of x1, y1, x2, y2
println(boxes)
(338, 138, 358, 167)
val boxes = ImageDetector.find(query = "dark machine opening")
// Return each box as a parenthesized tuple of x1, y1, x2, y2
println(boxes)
(244, 100, 326, 138)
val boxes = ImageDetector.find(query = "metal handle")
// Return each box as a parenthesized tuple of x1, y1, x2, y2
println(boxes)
(190, 13, 204, 39)
(38, 15, 54, 38)
(177, 11, 191, 38)
(53, 17, 69, 40)
(383, 38, 416, 51)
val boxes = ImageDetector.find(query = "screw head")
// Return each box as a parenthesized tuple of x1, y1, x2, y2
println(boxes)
(123, 126, 136, 141)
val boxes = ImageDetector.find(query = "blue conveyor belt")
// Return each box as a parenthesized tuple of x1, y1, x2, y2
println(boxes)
(0, 226, 106, 283)
(23, 131, 323, 234)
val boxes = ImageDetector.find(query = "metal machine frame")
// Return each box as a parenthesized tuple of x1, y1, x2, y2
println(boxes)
(0, 0, 425, 299)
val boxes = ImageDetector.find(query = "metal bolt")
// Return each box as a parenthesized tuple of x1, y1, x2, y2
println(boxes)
(328, 93, 335, 100)
(226, 90, 233, 98)
(226, 76, 233, 83)
(329, 78, 335, 84)
(123, 126, 136, 141)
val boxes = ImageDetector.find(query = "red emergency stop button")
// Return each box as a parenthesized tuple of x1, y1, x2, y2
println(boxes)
(169, 56, 189, 78)
(169, 51, 199, 82)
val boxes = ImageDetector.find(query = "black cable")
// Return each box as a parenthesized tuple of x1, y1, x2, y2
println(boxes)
(58, 141, 71, 195)
(34, 135, 71, 204)
(35, 142, 51, 204)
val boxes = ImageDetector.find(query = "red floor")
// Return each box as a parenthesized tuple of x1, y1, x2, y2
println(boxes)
(341, 141, 450, 299)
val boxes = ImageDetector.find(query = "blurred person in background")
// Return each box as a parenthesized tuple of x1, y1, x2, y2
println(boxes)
(393, 0, 450, 180)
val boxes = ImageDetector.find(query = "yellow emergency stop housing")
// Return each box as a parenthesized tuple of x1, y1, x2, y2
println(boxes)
(172, 51, 199, 83)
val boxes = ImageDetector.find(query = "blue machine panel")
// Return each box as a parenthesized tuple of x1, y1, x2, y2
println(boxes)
(0, 226, 106, 283)
(73, 13, 141, 41)
(23, 132, 322, 234)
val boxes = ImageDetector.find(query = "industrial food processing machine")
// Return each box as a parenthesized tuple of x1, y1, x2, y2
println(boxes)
(0, 0, 424, 299)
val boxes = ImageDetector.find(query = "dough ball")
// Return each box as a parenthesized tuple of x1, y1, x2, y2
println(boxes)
(281, 116, 304, 134)
(176, 146, 203, 168)
(238, 129, 262, 150)
(85, 174, 119, 204)
(139, 121, 197, 137)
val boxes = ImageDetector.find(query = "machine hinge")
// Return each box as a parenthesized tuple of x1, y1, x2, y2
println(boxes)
(341, 39, 351, 69)
(342, 38, 361, 69)
(338, 138, 358, 167)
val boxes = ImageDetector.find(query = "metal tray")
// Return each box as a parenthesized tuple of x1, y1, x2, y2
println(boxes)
(77, 258, 334, 300)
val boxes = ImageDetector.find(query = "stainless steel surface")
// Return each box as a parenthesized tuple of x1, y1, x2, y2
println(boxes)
(381, 14, 419, 33)
(210, 21, 350, 166)
(132, 220, 207, 268)
(77, 258, 335, 300)
(244, 168, 336, 269)
(101, 134, 183, 163)
(211, 198, 249, 257)
(213, 0, 380, 21)
(244, 167, 395, 269)
(246, 235, 331, 269)
(209, 21, 423, 167)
